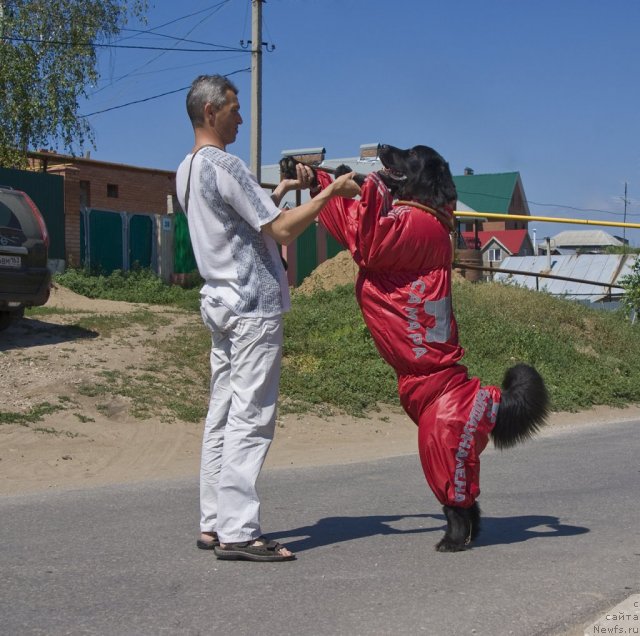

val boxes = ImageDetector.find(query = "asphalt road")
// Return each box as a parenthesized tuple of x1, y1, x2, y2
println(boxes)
(1, 419, 638, 636)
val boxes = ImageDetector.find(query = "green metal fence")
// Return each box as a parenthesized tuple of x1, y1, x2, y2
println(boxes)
(173, 211, 197, 274)
(0, 167, 65, 260)
(81, 209, 155, 274)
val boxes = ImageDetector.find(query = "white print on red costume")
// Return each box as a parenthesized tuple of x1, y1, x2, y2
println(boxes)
(404, 279, 452, 359)
(454, 389, 499, 503)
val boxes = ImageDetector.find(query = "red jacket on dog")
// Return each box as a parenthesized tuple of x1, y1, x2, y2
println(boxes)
(315, 169, 501, 508)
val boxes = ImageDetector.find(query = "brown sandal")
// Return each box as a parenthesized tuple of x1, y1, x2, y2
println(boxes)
(214, 536, 295, 562)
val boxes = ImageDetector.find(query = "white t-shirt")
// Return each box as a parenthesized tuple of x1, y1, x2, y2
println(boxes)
(176, 146, 290, 317)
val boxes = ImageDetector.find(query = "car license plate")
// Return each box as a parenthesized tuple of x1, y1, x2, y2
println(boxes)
(0, 255, 21, 268)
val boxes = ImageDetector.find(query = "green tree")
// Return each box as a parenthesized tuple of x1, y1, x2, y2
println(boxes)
(0, 0, 147, 167)
(620, 256, 640, 324)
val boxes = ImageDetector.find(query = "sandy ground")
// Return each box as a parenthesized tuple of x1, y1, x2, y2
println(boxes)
(1, 282, 639, 497)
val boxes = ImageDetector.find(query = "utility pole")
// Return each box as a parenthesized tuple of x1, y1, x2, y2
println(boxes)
(250, 0, 263, 182)
(623, 182, 629, 254)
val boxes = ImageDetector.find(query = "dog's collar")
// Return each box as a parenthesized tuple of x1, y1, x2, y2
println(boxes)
(394, 200, 455, 232)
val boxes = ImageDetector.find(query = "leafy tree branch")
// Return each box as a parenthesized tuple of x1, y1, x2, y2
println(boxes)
(0, 0, 147, 167)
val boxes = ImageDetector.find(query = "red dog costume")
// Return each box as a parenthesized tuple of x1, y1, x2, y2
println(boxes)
(315, 170, 501, 508)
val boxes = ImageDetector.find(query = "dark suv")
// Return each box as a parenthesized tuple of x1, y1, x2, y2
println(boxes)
(0, 186, 51, 331)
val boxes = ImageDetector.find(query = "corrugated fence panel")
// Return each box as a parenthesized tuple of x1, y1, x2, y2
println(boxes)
(85, 209, 124, 274)
(0, 167, 65, 260)
(295, 223, 317, 286)
(129, 214, 153, 269)
(173, 212, 197, 274)
(327, 234, 344, 260)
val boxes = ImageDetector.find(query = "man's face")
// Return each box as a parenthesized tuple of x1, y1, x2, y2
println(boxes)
(213, 90, 243, 147)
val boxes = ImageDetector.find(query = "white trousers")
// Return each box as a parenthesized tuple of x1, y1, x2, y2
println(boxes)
(199, 296, 283, 543)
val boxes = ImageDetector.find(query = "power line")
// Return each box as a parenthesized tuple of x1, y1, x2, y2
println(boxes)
(456, 188, 640, 218)
(80, 68, 250, 117)
(93, 55, 246, 85)
(118, 29, 236, 49)
(115, 1, 233, 44)
(1, 35, 246, 53)
(92, 1, 238, 97)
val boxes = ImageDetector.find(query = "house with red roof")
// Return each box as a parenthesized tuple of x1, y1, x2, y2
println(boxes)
(460, 228, 534, 268)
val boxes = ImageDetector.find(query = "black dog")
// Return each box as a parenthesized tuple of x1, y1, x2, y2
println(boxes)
(378, 145, 549, 551)
(297, 145, 549, 551)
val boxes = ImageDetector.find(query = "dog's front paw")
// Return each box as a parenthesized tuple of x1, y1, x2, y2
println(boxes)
(279, 156, 298, 180)
(335, 164, 365, 187)
(334, 164, 353, 178)
(279, 156, 318, 189)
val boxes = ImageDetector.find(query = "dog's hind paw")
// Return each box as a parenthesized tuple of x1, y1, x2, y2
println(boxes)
(435, 537, 469, 552)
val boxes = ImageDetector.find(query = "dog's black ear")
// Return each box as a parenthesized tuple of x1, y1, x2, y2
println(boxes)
(406, 156, 457, 209)
(430, 160, 457, 208)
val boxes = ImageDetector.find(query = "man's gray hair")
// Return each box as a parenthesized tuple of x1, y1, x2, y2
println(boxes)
(186, 74, 238, 127)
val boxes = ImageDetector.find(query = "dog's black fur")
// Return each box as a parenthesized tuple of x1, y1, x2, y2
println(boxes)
(436, 502, 481, 552)
(279, 156, 319, 189)
(378, 145, 549, 551)
(377, 144, 458, 207)
(279, 156, 367, 188)
(285, 144, 549, 551)
(436, 363, 548, 551)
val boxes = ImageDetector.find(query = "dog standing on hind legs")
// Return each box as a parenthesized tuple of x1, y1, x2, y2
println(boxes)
(286, 144, 549, 551)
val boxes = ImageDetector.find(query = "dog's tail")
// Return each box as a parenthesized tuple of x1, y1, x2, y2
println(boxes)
(491, 363, 549, 450)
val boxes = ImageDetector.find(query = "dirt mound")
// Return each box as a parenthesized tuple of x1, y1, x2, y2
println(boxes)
(297, 250, 358, 294)
(47, 284, 138, 313)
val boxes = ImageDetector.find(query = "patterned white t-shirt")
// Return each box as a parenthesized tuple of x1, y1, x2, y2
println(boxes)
(176, 146, 290, 317)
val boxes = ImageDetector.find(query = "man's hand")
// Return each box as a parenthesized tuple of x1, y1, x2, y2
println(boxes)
(271, 163, 316, 206)
(330, 171, 361, 199)
(286, 163, 315, 191)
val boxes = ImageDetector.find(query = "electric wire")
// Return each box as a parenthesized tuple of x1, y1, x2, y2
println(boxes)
(0, 35, 245, 53)
(456, 189, 640, 219)
(91, 1, 238, 100)
(80, 67, 250, 117)
(114, 1, 233, 44)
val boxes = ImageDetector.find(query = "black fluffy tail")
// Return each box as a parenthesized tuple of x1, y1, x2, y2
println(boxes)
(491, 363, 549, 450)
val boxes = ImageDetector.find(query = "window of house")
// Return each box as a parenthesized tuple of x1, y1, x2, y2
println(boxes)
(79, 180, 91, 208)
(107, 183, 119, 198)
(488, 248, 502, 262)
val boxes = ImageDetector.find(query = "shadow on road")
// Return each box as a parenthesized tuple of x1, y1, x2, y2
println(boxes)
(274, 513, 442, 552)
(474, 514, 590, 546)
(275, 513, 589, 552)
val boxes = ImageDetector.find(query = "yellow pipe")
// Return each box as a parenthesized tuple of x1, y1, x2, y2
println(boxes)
(453, 210, 640, 230)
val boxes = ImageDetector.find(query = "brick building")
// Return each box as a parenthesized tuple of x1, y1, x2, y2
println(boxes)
(29, 150, 177, 266)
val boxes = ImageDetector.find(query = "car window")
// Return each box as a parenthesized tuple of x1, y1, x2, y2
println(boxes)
(0, 191, 40, 238)
(0, 202, 21, 229)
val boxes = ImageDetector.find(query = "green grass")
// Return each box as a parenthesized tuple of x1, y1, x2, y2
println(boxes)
(45, 267, 640, 420)
(55, 267, 202, 311)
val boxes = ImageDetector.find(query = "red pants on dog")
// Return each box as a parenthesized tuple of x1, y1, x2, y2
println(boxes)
(315, 170, 501, 508)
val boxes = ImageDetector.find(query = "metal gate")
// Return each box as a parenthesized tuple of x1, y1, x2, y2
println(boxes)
(0, 167, 64, 260)
(81, 209, 156, 274)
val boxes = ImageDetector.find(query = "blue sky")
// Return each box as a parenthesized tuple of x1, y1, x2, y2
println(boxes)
(80, 0, 640, 246)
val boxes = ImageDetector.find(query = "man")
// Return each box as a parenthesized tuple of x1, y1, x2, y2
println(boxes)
(175, 74, 360, 562)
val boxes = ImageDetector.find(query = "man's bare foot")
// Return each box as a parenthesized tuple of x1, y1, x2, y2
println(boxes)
(196, 531, 219, 550)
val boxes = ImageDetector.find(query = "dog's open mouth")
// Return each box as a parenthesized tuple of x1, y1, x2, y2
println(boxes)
(380, 167, 407, 182)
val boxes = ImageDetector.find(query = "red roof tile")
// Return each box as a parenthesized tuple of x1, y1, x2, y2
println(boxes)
(461, 229, 529, 254)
